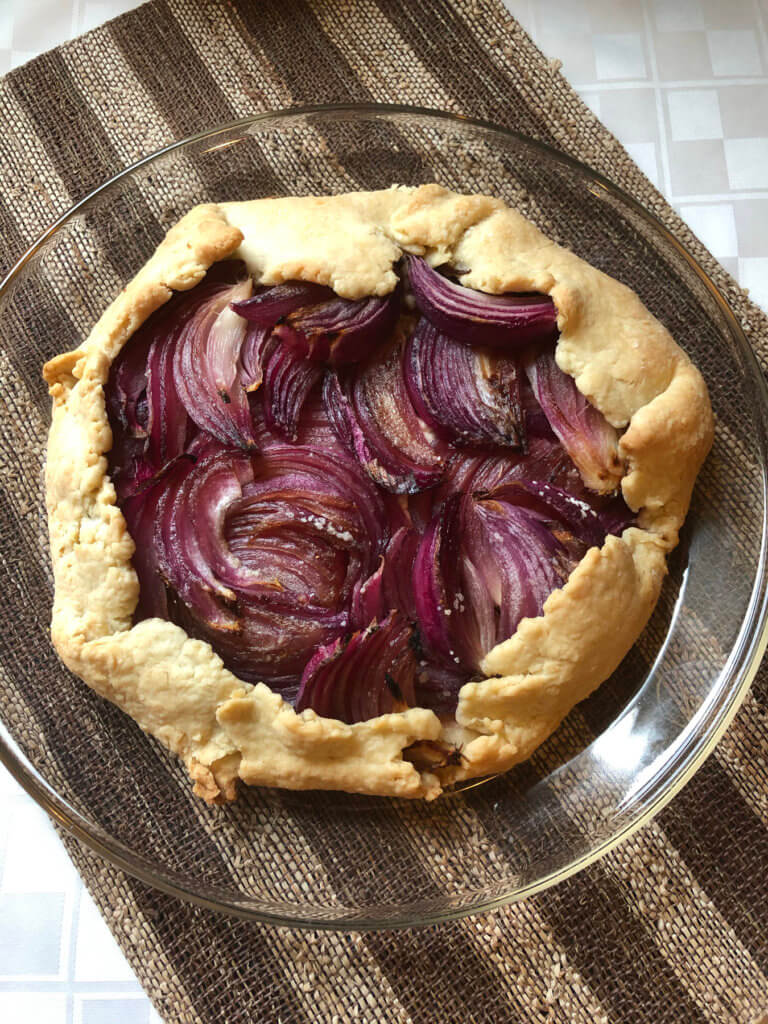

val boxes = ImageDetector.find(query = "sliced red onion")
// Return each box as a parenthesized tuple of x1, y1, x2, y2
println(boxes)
(351, 526, 420, 629)
(106, 257, 635, 723)
(413, 496, 496, 673)
(596, 493, 636, 536)
(227, 448, 384, 604)
(413, 481, 595, 674)
(428, 436, 566, 516)
(271, 288, 399, 368)
(173, 599, 348, 698)
(295, 612, 417, 724)
(107, 306, 191, 498)
(172, 279, 258, 450)
(233, 280, 399, 368)
(107, 427, 162, 502)
(404, 318, 524, 448)
(108, 332, 150, 439)
(404, 438, 554, 533)
(487, 479, 606, 548)
(250, 444, 388, 572)
(107, 265, 246, 492)
(146, 323, 192, 469)
(106, 336, 149, 498)
(524, 347, 622, 493)
(231, 281, 333, 325)
(262, 339, 324, 441)
(407, 255, 557, 349)
(212, 444, 385, 686)
(153, 450, 244, 631)
(521, 373, 556, 441)
(240, 325, 275, 392)
(403, 488, 437, 536)
(323, 338, 450, 493)
(143, 434, 387, 685)
(413, 661, 472, 717)
(158, 443, 369, 691)
(121, 470, 178, 620)
(227, 496, 350, 608)
(249, 383, 350, 459)
(468, 495, 577, 641)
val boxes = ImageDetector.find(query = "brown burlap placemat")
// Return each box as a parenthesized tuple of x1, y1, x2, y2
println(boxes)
(1, 1, 767, 1021)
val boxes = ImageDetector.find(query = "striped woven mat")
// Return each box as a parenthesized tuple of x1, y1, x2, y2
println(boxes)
(1, 1, 766, 1021)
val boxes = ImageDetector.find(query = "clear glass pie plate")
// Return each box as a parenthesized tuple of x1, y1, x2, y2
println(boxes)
(0, 105, 766, 929)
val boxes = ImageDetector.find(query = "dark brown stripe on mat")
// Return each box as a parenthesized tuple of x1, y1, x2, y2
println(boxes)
(233, 0, 436, 188)
(108, 0, 236, 133)
(364, 924, 529, 1024)
(109, 1, 284, 201)
(119, 879, 311, 1024)
(0, 191, 34, 279)
(9, 51, 165, 281)
(378, 0, 555, 144)
(234, 0, 370, 104)
(287, 798, 442, 907)
(465, 770, 709, 1024)
(659, 757, 768, 971)
(9, 50, 123, 200)
(290, 793, 526, 1023)
(0, 206, 80, 415)
(531, 867, 711, 1024)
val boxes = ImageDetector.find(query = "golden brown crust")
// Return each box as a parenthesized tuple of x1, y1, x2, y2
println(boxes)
(188, 756, 240, 805)
(43, 186, 713, 801)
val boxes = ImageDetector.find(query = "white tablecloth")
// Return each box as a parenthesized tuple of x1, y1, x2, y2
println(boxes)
(1, 1, 767, 1021)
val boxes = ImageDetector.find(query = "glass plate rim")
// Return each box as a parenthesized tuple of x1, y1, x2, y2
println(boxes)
(1, 102, 766, 930)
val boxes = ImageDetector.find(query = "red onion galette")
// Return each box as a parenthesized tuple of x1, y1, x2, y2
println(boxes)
(43, 186, 713, 802)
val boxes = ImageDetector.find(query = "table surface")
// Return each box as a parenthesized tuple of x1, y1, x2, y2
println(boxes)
(2, 1, 767, 1022)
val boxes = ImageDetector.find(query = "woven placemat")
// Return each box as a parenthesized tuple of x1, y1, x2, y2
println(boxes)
(1, 1, 767, 1021)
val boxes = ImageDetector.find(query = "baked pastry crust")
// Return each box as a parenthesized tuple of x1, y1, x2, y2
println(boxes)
(43, 186, 713, 801)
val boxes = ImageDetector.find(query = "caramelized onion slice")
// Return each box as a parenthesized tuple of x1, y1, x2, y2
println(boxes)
(172, 279, 257, 449)
(407, 255, 557, 349)
(413, 495, 496, 674)
(413, 483, 598, 676)
(296, 611, 417, 724)
(524, 347, 622, 493)
(323, 339, 450, 494)
(262, 340, 324, 441)
(404, 318, 524, 448)
(278, 286, 400, 366)
(351, 526, 421, 629)
(231, 281, 333, 325)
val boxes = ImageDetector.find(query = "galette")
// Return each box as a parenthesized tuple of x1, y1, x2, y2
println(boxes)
(43, 185, 713, 802)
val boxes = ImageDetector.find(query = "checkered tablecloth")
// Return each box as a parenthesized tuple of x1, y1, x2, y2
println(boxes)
(0, 765, 161, 1024)
(1, 1, 767, 1021)
(508, 0, 768, 309)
